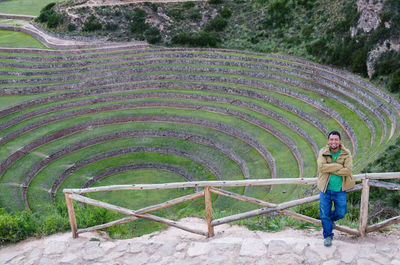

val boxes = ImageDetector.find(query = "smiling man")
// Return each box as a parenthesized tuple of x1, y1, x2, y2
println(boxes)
(317, 131, 355, 247)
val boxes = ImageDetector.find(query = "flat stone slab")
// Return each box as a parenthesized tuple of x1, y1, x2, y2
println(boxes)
(1, 218, 400, 265)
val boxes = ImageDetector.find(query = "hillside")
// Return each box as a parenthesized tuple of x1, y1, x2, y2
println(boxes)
(30, 0, 400, 92)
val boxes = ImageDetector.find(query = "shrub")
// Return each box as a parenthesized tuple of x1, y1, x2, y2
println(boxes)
(130, 8, 149, 34)
(67, 23, 76, 32)
(350, 47, 368, 77)
(171, 31, 219, 47)
(389, 68, 400, 92)
(195, 31, 219, 47)
(144, 27, 162, 44)
(133, 7, 147, 22)
(36, 2, 62, 28)
(183, 1, 195, 9)
(105, 23, 118, 31)
(83, 15, 102, 31)
(374, 51, 400, 77)
(188, 9, 202, 21)
(263, 0, 291, 27)
(47, 13, 62, 28)
(209, 0, 223, 4)
(130, 20, 148, 34)
(204, 16, 227, 32)
(220, 7, 232, 18)
(41, 2, 56, 12)
(0, 208, 35, 243)
(168, 8, 184, 20)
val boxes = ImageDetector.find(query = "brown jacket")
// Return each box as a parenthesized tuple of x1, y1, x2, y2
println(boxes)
(317, 144, 355, 192)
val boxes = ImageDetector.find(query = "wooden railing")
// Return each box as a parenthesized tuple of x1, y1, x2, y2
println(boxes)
(63, 172, 400, 238)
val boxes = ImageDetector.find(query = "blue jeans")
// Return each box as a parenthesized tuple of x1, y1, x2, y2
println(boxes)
(319, 190, 347, 238)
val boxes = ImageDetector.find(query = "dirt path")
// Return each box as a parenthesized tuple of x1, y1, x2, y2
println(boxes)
(1, 218, 399, 265)
(0, 16, 147, 49)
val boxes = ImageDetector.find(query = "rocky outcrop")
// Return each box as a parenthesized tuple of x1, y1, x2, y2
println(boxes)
(353, 0, 385, 35)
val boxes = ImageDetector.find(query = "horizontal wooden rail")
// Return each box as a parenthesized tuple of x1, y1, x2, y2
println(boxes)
(63, 172, 400, 194)
(64, 172, 400, 239)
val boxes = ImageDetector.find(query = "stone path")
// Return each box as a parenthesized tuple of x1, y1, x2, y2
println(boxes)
(1, 218, 400, 265)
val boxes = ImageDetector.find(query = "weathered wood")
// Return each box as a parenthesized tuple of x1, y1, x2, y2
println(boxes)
(356, 172, 400, 180)
(78, 216, 138, 234)
(63, 173, 400, 194)
(204, 186, 214, 237)
(65, 193, 78, 238)
(369, 180, 400, 190)
(76, 191, 205, 234)
(68, 193, 208, 237)
(136, 190, 205, 213)
(282, 210, 360, 236)
(366, 215, 400, 233)
(346, 184, 363, 193)
(211, 194, 320, 226)
(64, 173, 400, 239)
(210, 188, 276, 207)
(63, 178, 318, 194)
(211, 188, 361, 236)
(359, 178, 370, 237)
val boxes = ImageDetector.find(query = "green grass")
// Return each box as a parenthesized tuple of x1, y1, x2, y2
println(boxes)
(0, 30, 46, 48)
(0, 0, 62, 16)
(1, 119, 271, 211)
(0, 46, 399, 242)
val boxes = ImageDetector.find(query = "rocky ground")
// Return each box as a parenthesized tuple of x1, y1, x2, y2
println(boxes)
(1, 218, 400, 265)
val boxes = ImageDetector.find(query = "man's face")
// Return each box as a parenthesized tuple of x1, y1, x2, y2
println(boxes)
(328, 134, 341, 151)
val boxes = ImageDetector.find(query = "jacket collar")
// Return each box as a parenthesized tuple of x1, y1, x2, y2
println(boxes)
(322, 144, 349, 156)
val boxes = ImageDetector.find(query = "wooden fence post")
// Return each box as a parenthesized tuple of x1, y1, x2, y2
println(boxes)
(65, 193, 78, 238)
(204, 186, 214, 237)
(359, 178, 370, 237)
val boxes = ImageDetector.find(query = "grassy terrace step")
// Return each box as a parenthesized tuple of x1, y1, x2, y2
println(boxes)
(0, 61, 381, 146)
(0, 92, 320, 156)
(24, 130, 253, 204)
(0, 110, 293, 178)
(0, 92, 330, 166)
(82, 163, 198, 187)
(0, 47, 398, 216)
(2, 47, 394, 132)
(0, 49, 395, 142)
(0, 102, 308, 202)
(0, 48, 393, 143)
(0, 77, 376, 166)
(0, 84, 329, 150)
(0, 72, 361, 156)
(21, 132, 265, 210)
(0, 112, 296, 201)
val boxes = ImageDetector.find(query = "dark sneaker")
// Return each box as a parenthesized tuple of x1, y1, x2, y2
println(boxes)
(324, 236, 333, 247)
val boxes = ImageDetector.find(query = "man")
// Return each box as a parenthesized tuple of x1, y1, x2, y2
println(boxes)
(317, 131, 355, 247)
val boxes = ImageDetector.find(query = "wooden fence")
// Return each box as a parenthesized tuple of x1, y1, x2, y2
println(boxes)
(63, 172, 400, 238)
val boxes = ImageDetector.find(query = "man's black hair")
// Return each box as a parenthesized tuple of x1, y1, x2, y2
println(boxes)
(328, 131, 341, 140)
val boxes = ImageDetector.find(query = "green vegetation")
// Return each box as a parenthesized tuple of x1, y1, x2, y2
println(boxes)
(0, 30, 46, 48)
(82, 15, 102, 32)
(0, 0, 62, 16)
(36, 2, 62, 29)
(171, 31, 219, 47)
(24, 0, 400, 92)
(1, 0, 400, 243)
(0, 204, 127, 244)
